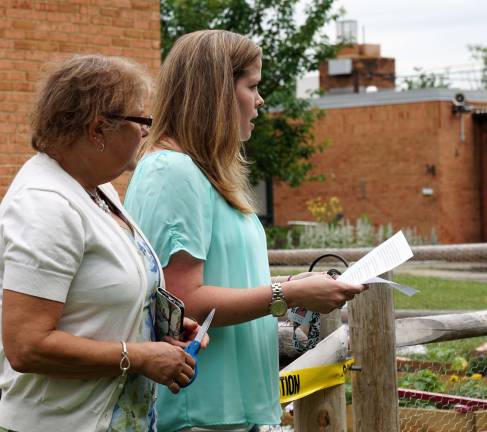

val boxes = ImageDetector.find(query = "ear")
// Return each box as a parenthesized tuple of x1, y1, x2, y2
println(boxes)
(87, 116, 106, 145)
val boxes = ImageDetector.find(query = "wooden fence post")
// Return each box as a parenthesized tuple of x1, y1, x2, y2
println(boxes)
(294, 309, 347, 432)
(348, 272, 399, 432)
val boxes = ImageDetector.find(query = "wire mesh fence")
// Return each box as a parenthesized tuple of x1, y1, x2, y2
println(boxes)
(271, 243, 487, 432)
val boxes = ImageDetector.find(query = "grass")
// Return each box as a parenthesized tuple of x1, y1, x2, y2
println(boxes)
(392, 275, 487, 310)
(271, 268, 487, 311)
(390, 275, 487, 366)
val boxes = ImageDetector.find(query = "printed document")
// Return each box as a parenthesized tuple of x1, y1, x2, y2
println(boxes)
(338, 231, 417, 296)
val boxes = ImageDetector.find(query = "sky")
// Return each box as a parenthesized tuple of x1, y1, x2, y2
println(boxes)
(305, 0, 487, 90)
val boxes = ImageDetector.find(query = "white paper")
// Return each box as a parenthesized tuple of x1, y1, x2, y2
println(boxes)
(364, 276, 418, 297)
(337, 231, 415, 295)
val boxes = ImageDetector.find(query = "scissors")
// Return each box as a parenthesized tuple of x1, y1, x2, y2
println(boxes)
(184, 308, 215, 386)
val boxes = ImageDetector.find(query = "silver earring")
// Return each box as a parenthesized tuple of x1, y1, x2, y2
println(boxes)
(97, 142, 105, 152)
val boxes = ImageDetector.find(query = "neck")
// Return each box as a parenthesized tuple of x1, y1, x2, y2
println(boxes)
(49, 139, 103, 194)
(156, 137, 182, 153)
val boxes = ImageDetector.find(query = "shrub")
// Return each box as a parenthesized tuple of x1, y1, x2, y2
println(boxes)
(265, 216, 436, 249)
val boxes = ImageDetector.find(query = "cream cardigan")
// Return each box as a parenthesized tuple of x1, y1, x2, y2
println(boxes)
(0, 152, 161, 432)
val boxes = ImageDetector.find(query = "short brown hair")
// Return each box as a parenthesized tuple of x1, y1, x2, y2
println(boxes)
(31, 54, 152, 153)
(147, 30, 261, 214)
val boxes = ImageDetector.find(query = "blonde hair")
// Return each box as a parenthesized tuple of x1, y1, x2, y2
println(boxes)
(31, 54, 152, 153)
(148, 30, 261, 214)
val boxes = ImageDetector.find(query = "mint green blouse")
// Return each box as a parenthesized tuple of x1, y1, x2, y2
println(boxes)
(124, 150, 281, 432)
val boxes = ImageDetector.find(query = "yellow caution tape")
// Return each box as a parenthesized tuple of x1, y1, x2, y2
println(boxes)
(279, 359, 355, 404)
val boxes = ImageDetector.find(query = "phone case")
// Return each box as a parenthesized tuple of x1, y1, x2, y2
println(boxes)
(155, 287, 185, 340)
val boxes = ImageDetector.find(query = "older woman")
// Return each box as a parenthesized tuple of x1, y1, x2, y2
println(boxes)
(0, 55, 202, 432)
(125, 30, 365, 432)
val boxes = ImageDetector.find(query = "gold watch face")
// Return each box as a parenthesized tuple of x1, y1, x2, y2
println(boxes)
(271, 299, 288, 317)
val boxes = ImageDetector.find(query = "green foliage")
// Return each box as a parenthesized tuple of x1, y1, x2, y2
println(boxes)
(264, 225, 302, 249)
(412, 346, 456, 364)
(407, 338, 486, 364)
(398, 369, 487, 408)
(403, 67, 450, 90)
(159, 0, 340, 185)
(399, 369, 446, 393)
(450, 378, 487, 399)
(469, 44, 487, 89)
(468, 356, 487, 376)
(398, 370, 445, 408)
(265, 218, 432, 249)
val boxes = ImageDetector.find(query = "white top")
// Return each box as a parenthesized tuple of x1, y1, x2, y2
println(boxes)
(0, 152, 160, 432)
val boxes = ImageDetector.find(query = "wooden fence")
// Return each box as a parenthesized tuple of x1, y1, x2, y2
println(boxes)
(275, 245, 487, 432)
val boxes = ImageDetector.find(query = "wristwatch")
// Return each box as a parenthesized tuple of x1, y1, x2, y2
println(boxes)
(269, 282, 288, 317)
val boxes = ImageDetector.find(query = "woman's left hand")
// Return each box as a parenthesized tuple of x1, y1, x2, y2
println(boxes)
(164, 317, 210, 349)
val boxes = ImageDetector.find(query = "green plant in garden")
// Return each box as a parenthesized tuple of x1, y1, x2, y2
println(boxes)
(399, 369, 446, 393)
(468, 356, 487, 376)
(398, 369, 445, 408)
(449, 378, 487, 399)
(159, 0, 341, 186)
(265, 225, 303, 249)
(265, 217, 431, 249)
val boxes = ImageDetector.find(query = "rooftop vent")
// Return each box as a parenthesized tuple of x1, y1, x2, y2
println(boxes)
(336, 20, 358, 44)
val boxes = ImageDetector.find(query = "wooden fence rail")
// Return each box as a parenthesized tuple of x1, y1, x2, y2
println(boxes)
(279, 310, 487, 362)
(279, 307, 487, 432)
(269, 243, 487, 265)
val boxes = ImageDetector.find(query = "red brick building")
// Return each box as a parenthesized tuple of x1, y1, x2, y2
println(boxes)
(273, 89, 487, 244)
(1, 5, 486, 245)
(0, 0, 161, 197)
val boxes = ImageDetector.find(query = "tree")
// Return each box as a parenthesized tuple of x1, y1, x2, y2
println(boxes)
(159, 0, 340, 186)
(402, 67, 450, 90)
(468, 45, 487, 89)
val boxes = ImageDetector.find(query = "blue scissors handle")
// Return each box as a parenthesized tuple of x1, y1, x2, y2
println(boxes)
(181, 308, 215, 387)
(184, 340, 201, 386)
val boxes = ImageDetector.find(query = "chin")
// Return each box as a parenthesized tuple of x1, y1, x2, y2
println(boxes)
(239, 131, 252, 142)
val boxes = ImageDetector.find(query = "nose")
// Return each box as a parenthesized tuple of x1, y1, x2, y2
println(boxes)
(256, 93, 264, 108)
(141, 125, 150, 137)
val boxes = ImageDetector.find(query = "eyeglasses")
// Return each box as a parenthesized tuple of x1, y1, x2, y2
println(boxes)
(105, 114, 153, 128)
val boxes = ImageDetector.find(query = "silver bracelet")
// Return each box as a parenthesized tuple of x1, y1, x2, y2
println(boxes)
(119, 340, 130, 376)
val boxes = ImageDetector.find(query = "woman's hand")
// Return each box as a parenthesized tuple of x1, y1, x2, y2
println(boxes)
(163, 317, 210, 349)
(132, 341, 195, 394)
(284, 275, 366, 314)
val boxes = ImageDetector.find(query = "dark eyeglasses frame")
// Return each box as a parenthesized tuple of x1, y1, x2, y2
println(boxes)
(105, 114, 153, 128)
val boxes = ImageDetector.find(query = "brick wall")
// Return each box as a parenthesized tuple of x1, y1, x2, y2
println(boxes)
(0, 0, 161, 198)
(273, 100, 484, 244)
(319, 57, 395, 93)
(437, 104, 482, 243)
